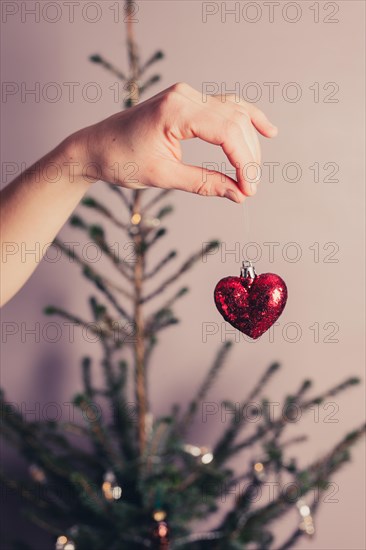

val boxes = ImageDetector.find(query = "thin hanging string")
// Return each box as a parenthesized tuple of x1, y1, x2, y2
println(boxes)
(240, 199, 256, 277)
(242, 199, 250, 254)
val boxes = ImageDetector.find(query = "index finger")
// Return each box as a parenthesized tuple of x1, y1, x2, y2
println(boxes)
(180, 100, 259, 196)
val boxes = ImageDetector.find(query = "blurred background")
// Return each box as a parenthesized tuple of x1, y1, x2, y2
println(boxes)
(1, 1, 365, 548)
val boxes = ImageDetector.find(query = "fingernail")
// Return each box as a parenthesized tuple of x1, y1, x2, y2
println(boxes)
(225, 189, 240, 203)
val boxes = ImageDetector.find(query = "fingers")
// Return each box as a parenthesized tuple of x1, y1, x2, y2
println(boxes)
(244, 103, 278, 138)
(156, 83, 278, 197)
(213, 94, 278, 138)
(186, 105, 259, 196)
(158, 159, 246, 203)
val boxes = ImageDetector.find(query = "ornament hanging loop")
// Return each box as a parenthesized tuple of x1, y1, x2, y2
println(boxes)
(241, 260, 256, 279)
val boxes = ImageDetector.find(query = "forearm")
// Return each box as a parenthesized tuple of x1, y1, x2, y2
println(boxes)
(0, 137, 92, 306)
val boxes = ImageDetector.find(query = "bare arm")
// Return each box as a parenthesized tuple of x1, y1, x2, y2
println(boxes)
(0, 140, 92, 306)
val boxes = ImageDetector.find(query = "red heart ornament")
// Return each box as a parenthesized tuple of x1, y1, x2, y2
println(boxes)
(214, 269, 288, 340)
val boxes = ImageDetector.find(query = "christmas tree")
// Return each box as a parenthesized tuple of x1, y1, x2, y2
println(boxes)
(1, 2, 364, 548)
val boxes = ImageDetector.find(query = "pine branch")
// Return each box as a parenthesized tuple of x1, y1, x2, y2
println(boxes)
(61, 422, 89, 437)
(82, 356, 94, 397)
(0, 397, 74, 481)
(53, 239, 133, 300)
(88, 296, 134, 347)
(98, 339, 136, 461)
(109, 185, 132, 212)
(291, 379, 312, 402)
(157, 286, 189, 311)
(145, 287, 188, 334)
(144, 420, 172, 477)
(70, 214, 133, 280)
(300, 377, 360, 408)
(0, 471, 50, 511)
(279, 435, 308, 450)
(142, 189, 172, 212)
(82, 196, 129, 230)
(89, 54, 127, 80)
(82, 265, 133, 324)
(144, 250, 177, 280)
(23, 509, 64, 536)
(221, 424, 366, 542)
(175, 531, 224, 546)
(140, 74, 161, 94)
(154, 204, 174, 221)
(248, 362, 281, 402)
(119, 534, 151, 548)
(1, 419, 109, 523)
(220, 476, 263, 538)
(276, 496, 322, 550)
(220, 376, 361, 463)
(43, 306, 109, 338)
(276, 526, 305, 550)
(73, 394, 125, 471)
(146, 313, 179, 337)
(269, 380, 313, 444)
(180, 342, 233, 433)
(69, 471, 106, 514)
(141, 241, 219, 303)
(213, 362, 281, 462)
(140, 228, 167, 255)
(140, 50, 164, 75)
(144, 335, 158, 369)
(307, 423, 366, 479)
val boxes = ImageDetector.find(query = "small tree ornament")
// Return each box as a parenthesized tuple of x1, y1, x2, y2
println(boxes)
(29, 463, 46, 484)
(214, 260, 288, 339)
(152, 509, 170, 549)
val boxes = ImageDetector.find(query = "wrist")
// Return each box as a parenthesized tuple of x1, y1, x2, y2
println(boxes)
(58, 126, 99, 188)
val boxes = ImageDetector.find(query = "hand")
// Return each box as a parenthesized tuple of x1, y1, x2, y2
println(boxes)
(0, 82, 277, 306)
(70, 82, 278, 203)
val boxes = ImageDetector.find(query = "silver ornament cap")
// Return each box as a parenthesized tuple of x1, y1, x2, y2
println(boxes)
(240, 260, 256, 279)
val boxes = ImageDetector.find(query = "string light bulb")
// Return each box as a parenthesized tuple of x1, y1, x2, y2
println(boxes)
(201, 450, 214, 464)
(102, 470, 122, 501)
(131, 213, 141, 225)
(296, 499, 315, 536)
(153, 509, 166, 522)
(144, 216, 160, 228)
(183, 444, 214, 464)
(253, 461, 266, 480)
(183, 444, 201, 457)
(55, 536, 76, 550)
(299, 504, 311, 517)
(29, 463, 46, 484)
